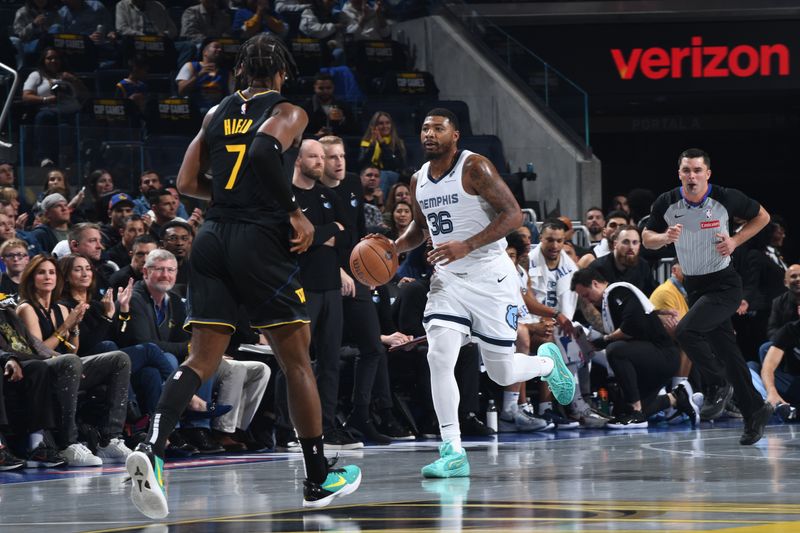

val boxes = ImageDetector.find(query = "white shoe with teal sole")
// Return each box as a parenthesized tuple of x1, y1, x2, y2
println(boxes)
(538, 342, 577, 405)
(421, 442, 470, 478)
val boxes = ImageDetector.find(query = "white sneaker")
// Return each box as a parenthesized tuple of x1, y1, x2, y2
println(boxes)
(499, 405, 552, 432)
(97, 438, 132, 463)
(62, 443, 103, 466)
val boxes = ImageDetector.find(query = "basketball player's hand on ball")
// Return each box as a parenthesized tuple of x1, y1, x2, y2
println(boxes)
(289, 209, 314, 253)
(428, 241, 470, 266)
(665, 224, 682, 243)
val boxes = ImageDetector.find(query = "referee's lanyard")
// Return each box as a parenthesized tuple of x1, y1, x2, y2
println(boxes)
(153, 294, 169, 327)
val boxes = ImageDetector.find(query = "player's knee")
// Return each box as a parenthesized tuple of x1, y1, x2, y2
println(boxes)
(482, 359, 515, 386)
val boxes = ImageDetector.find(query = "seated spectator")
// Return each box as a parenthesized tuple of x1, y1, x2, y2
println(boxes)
(385, 201, 410, 264)
(30, 193, 71, 253)
(160, 220, 194, 298)
(176, 38, 234, 115)
(0, 213, 17, 251)
(115, 0, 177, 38)
(359, 111, 406, 196)
(12, 0, 60, 68)
(381, 181, 409, 225)
(275, 0, 312, 13)
(610, 193, 629, 216)
(56, 0, 115, 43)
(21, 48, 88, 167)
(0, 161, 33, 221)
(302, 72, 357, 137)
(232, 0, 289, 39)
(0, 240, 31, 297)
(768, 264, 800, 341)
(37, 167, 72, 204)
(571, 268, 698, 428)
(341, 0, 389, 41)
(101, 193, 136, 252)
(584, 206, 605, 246)
(63, 223, 117, 296)
(15, 254, 132, 465)
(359, 165, 384, 230)
(180, 0, 232, 44)
(107, 215, 146, 269)
(586, 224, 658, 296)
(115, 56, 150, 113)
(0, 350, 67, 468)
(146, 189, 179, 239)
(132, 170, 190, 219)
(299, 0, 345, 62)
(109, 234, 158, 292)
(578, 209, 629, 265)
(760, 320, 800, 411)
(80, 168, 116, 224)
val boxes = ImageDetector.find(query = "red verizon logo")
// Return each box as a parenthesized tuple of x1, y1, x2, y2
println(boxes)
(611, 36, 790, 79)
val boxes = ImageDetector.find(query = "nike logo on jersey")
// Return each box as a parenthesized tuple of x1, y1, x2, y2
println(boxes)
(497, 276, 507, 283)
(674, 213, 685, 218)
(301, 207, 309, 212)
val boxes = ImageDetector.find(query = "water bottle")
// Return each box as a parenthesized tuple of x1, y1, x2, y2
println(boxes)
(486, 399, 498, 432)
(598, 388, 610, 415)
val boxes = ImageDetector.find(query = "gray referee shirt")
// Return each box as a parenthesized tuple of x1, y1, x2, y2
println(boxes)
(646, 185, 760, 277)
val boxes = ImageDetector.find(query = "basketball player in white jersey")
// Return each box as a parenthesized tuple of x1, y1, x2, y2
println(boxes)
(391, 108, 576, 477)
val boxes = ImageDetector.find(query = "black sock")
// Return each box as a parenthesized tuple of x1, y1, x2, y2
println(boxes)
(299, 435, 327, 484)
(146, 366, 201, 457)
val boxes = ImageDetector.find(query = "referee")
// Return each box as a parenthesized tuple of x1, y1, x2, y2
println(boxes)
(643, 148, 773, 445)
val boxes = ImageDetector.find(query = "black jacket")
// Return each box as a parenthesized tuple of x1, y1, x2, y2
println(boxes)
(768, 291, 800, 340)
(118, 281, 190, 360)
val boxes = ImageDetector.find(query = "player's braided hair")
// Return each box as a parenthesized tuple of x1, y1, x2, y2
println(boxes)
(235, 33, 298, 87)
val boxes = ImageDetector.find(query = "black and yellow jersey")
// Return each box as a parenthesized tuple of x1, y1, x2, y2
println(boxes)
(204, 89, 289, 225)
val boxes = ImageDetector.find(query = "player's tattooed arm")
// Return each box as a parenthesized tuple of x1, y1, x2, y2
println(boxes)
(394, 172, 428, 254)
(177, 106, 216, 200)
(461, 154, 522, 252)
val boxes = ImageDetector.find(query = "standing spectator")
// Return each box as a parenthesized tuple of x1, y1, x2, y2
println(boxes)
(21, 48, 88, 167)
(358, 111, 406, 196)
(232, 0, 288, 39)
(30, 193, 71, 253)
(115, 0, 177, 38)
(341, 0, 389, 41)
(176, 38, 233, 115)
(12, 0, 60, 67)
(302, 72, 356, 137)
(180, 0, 232, 44)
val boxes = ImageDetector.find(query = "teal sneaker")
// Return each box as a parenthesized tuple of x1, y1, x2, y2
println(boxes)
(303, 463, 362, 508)
(127, 443, 168, 519)
(421, 442, 470, 478)
(539, 342, 577, 405)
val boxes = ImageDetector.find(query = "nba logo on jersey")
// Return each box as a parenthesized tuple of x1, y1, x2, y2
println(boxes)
(240, 103, 248, 115)
(705, 208, 713, 219)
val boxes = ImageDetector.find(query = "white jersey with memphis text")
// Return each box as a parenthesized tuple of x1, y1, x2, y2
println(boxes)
(415, 149, 506, 273)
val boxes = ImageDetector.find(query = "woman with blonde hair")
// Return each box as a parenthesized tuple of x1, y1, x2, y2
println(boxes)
(359, 111, 406, 196)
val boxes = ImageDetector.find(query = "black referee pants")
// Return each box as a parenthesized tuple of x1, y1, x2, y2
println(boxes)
(676, 266, 764, 419)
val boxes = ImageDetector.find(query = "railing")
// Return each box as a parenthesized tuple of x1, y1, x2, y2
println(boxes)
(439, 0, 590, 147)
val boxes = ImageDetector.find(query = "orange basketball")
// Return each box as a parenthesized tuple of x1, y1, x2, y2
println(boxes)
(349, 237, 399, 286)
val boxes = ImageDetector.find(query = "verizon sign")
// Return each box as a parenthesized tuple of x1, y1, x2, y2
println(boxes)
(611, 36, 790, 80)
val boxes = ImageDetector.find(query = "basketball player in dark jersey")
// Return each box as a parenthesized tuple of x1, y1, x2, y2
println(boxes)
(126, 34, 361, 519)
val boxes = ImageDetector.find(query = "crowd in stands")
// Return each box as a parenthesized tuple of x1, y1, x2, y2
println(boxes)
(0, 0, 798, 473)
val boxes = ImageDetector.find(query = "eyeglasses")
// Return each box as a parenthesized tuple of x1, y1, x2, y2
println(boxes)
(149, 266, 177, 274)
(164, 235, 191, 243)
(2, 252, 27, 260)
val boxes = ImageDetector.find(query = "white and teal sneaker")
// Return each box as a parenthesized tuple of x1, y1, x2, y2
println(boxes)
(421, 441, 470, 478)
(303, 463, 362, 508)
(538, 342, 577, 405)
(127, 443, 168, 519)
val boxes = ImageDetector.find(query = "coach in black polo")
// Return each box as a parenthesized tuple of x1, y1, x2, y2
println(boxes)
(643, 148, 773, 445)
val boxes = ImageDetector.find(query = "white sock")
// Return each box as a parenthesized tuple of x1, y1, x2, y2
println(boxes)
(427, 326, 464, 444)
(444, 436, 463, 454)
(539, 401, 553, 414)
(502, 391, 520, 413)
(28, 430, 44, 451)
(482, 351, 554, 386)
(672, 377, 693, 397)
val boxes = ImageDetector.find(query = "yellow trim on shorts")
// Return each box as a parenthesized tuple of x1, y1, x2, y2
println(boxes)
(254, 319, 311, 329)
(183, 320, 237, 333)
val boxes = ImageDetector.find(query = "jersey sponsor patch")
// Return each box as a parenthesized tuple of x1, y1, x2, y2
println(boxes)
(700, 220, 720, 229)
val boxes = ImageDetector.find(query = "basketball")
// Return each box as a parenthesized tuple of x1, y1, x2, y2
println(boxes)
(349, 237, 399, 286)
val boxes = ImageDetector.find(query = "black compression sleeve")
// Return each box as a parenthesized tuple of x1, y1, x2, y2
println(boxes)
(249, 132, 299, 212)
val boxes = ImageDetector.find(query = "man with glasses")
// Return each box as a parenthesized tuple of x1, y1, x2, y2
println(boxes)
(160, 221, 194, 298)
(0, 239, 30, 297)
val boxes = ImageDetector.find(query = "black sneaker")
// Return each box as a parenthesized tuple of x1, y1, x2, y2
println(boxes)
(700, 383, 734, 421)
(165, 430, 199, 458)
(673, 384, 701, 427)
(377, 414, 416, 441)
(460, 412, 495, 436)
(346, 416, 391, 445)
(181, 428, 225, 454)
(324, 428, 364, 451)
(740, 401, 774, 445)
(541, 408, 579, 429)
(303, 461, 362, 508)
(776, 403, 797, 422)
(607, 410, 648, 429)
(233, 429, 270, 452)
(26, 443, 67, 468)
(0, 446, 24, 471)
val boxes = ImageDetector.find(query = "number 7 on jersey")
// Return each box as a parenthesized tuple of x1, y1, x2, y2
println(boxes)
(224, 144, 247, 189)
